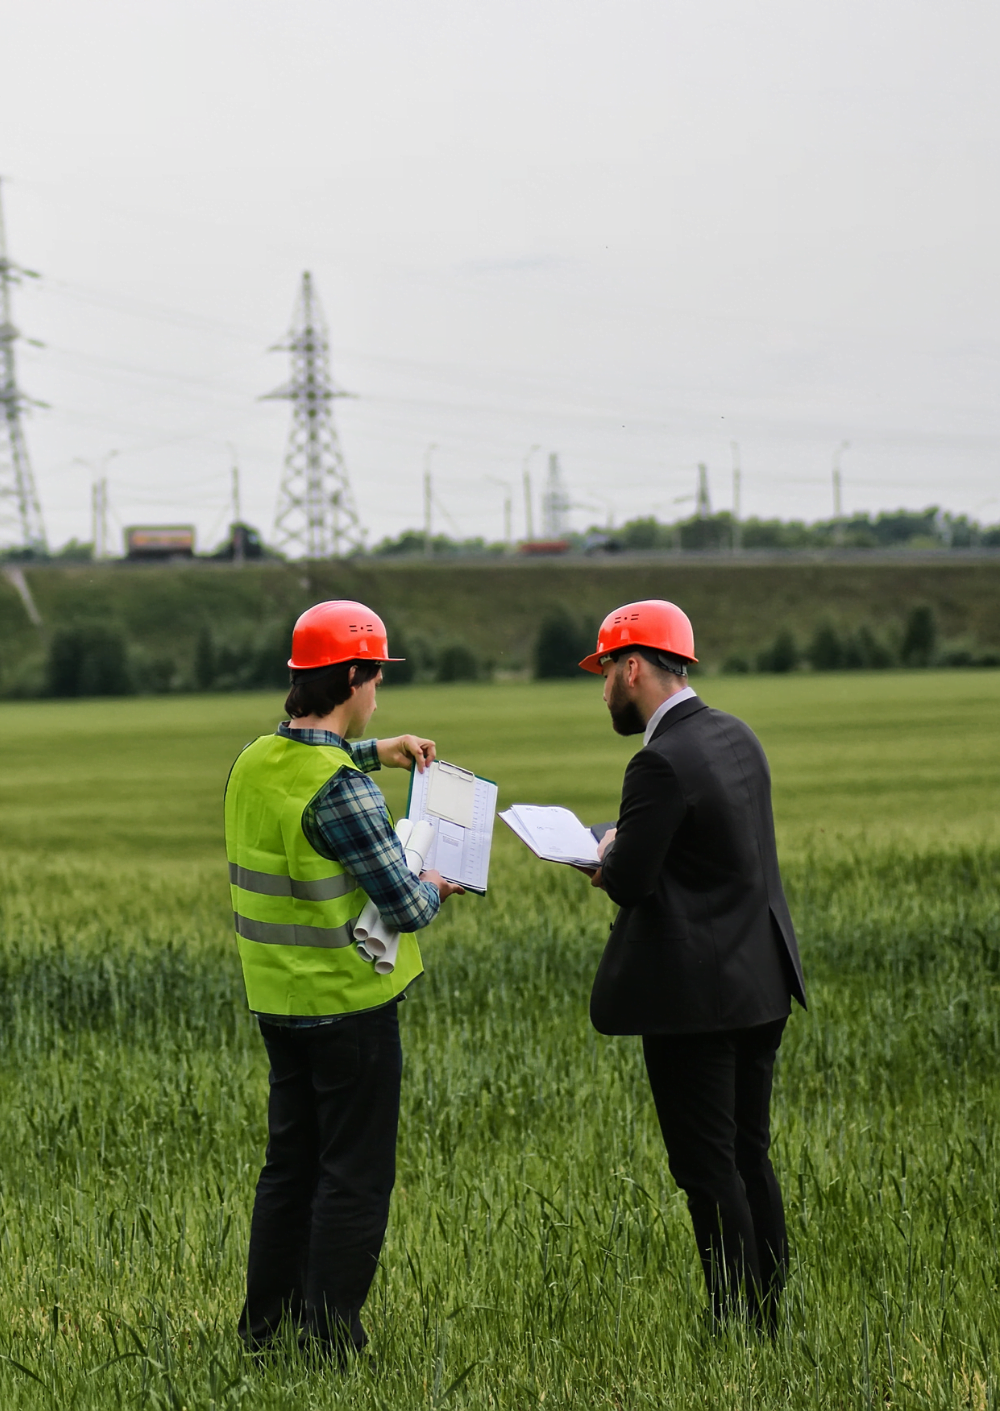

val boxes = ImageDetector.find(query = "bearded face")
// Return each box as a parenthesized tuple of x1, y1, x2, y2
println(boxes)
(606, 664, 646, 736)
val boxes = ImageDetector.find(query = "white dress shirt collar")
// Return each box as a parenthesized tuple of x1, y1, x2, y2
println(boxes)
(642, 685, 698, 746)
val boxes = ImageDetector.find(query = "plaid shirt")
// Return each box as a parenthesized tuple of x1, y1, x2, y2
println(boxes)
(277, 722, 441, 933)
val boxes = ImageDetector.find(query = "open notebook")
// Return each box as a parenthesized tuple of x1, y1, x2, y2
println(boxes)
(406, 760, 498, 894)
(499, 804, 614, 869)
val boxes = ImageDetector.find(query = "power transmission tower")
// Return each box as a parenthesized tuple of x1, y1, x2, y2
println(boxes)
(0, 179, 47, 555)
(541, 452, 570, 537)
(266, 271, 365, 559)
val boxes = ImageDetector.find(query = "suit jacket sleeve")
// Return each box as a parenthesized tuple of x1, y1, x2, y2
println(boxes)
(601, 749, 687, 907)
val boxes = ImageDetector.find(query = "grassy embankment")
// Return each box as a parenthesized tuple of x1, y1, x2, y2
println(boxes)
(2, 556, 1000, 689)
(0, 672, 997, 1407)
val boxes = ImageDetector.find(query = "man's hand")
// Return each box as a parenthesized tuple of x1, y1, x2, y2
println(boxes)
(421, 868, 465, 901)
(377, 735, 436, 772)
(588, 827, 616, 890)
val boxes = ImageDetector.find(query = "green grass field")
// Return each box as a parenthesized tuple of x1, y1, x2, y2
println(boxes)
(0, 673, 998, 1408)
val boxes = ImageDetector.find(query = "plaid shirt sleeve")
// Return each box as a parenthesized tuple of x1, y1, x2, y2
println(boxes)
(302, 770, 441, 932)
(349, 738, 381, 774)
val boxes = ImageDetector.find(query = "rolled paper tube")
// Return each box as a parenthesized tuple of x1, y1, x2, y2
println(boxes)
(403, 818, 436, 874)
(354, 900, 382, 943)
(356, 817, 436, 972)
(358, 910, 396, 958)
(374, 932, 401, 975)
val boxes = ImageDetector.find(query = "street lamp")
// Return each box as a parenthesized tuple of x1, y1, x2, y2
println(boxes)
(420, 443, 437, 558)
(522, 444, 541, 541)
(75, 450, 118, 560)
(486, 477, 514, 552)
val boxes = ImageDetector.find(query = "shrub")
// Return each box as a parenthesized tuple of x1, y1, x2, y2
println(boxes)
(132, 651, 179, 694)
(46, 624, 133, 698)
(848, 625, 895, 669)
(938, 643, 1000, 669)
(435, 642, 481, 683)
(194, 624, 216, 690)
(721, 654, 750, 674)
(247, 617, 296, 690)
(380, 620, 416, 685)
(807, 620, 843, 671)
(534, 609, 592, 679)
(901, 605, 937, 667)
(756, 628, 799, 674)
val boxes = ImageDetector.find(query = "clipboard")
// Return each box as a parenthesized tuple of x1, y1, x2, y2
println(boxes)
(405, 759, 499, 895)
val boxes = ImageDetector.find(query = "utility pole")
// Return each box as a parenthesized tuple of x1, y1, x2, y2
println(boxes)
(0, 179, 47, 555)
(91, 480, 106, 560)
(486, 477, 514, 552)
(423, 444, 436, 558)
(731, 441, 742, 553)
(77, 449, 116, 560)
(230, 445, 244, 565)
(832, 440, 849, 545)
(522, 444, 539, 542)
(267, 272, 365, 559)
(696, 463, 712, 519)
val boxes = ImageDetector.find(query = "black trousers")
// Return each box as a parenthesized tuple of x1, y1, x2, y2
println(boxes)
(238, 1002, 402, 1356)
(642, 1016, 788, 1331)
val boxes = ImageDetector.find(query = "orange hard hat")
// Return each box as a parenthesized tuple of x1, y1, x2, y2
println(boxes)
(578, 599, 697, 674)
(287, 600, 404, 670)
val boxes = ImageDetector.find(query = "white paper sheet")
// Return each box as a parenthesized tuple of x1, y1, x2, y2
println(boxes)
(407, 760, 498, 893)
(425, 761, 477, 829)
(500, 804, 601, 868)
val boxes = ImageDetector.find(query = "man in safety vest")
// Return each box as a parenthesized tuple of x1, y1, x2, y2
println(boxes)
(225, 600, 463, 1362)
(580, 600, 806, 1333)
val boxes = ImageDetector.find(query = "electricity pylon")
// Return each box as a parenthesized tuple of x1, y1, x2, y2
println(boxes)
(541, 452, 570, 537)
(0, 179, 46, 555)
(266, 271, 365, 559)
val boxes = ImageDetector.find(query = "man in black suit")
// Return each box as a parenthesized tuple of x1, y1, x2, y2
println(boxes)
(579, 599, 806, 1333)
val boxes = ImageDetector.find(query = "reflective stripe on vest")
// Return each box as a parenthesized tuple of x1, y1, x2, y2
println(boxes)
(233, 911, 356, 949)
(224, 732, 423, 1017)
(228, 862, 356, 903)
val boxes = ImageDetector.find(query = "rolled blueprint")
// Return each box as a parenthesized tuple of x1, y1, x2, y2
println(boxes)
(355, 817, 436, 974)
(355, 819, 412, 960)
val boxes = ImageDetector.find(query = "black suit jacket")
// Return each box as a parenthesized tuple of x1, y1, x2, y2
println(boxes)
(590, 696, 806, 1036)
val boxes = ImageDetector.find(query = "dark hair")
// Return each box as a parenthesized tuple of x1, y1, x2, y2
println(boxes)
(610, 645, 688, 678)
(284, 659, 382, 719)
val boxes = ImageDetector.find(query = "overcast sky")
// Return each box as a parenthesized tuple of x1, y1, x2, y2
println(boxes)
(2, 0, 998, 553)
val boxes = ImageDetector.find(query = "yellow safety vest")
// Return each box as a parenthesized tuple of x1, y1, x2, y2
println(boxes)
(224, 733, 423, 1016)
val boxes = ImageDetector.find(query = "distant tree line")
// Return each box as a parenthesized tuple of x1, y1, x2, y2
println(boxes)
(532, 604, 1000, 680)
(5, 600, 996, 702)
(367, 507, 1000, 558)
(605, 507, 999, 553)
(727, 605, 1000, 675)
(9, 505, 998, 569)
(27, 616, 490, 700)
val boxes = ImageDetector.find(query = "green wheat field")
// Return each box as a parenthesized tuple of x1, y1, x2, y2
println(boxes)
(0, 672, 998, 1409)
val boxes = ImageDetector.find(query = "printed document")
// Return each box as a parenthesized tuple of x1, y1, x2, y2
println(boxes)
(407, 760, 498, 894)
(499, 804, 604, 869)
